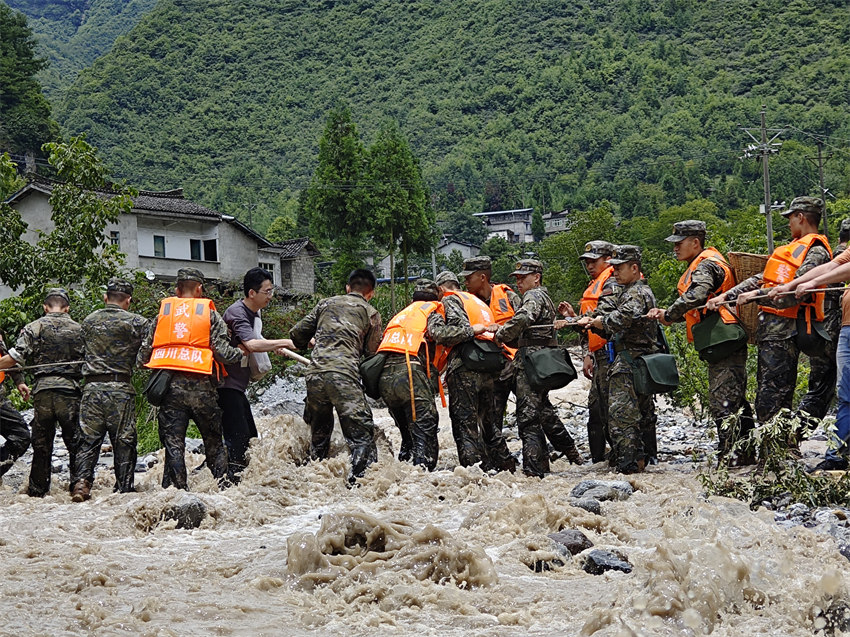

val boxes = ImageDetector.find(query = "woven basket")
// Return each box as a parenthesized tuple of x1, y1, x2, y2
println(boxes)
(727, 252, 769, 344)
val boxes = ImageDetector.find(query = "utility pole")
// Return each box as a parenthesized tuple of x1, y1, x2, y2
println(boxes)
(806, 141, 833, 240)
(740, 106, 783, 253)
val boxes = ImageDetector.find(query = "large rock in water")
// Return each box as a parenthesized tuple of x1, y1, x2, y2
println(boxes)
(570, 480, 634, 502)
(548, 530, 593, 555)
(161, 493, 207, 529)
(583, 549, 632, 575)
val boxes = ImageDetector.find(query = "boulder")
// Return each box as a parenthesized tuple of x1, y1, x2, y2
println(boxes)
(161, 493, 207, 529)
(569, 498, 602, 515)
(548, 529, 593, 556)
(570, 480, 634, 502)
(583, 549, 632, 575)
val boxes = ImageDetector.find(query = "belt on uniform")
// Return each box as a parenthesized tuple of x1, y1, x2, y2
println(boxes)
(517, 338, 558, 348)
(86, 373, 132, 383)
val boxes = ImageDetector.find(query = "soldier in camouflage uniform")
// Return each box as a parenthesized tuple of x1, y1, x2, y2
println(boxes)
(138, 268, 246, 490)
(72, 278, 149, 501)
(290, 269, 383, 482)
(710, 197, 832, 425)
(577, 246, 659, 474)
(437, 270, 517, 472)
(463, 256, 583, 465)
(0, 288, 84, 496)
(0, 335, 31, 481)
(647, 221, 755, 460)
(492, 259, 582, 477)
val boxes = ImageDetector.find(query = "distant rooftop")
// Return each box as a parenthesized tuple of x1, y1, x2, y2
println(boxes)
(472, 208, 533, 217)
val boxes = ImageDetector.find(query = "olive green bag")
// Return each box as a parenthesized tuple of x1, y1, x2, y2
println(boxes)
(359, 353, 387, 399)
(459, 339, 505, 373)
(632, 353, 680, 394)
(691, 311, 748, 364)
(795, 312, 831, 358)
(143, 369, 173, 407)
(521, 347, 578, 391)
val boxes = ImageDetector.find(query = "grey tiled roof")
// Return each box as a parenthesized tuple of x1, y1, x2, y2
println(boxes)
(273, 237, 321, 259)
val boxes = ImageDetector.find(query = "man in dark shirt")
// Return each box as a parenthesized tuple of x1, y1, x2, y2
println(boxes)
(219, 267, 294, 480)
(290, 269, 383, 482)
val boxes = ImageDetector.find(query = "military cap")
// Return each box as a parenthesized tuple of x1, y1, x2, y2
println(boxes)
(840, 218, 850, 233)
(580, 240, 615, 260)
(435, 270, 460, 286)
(510, 259, 544, 276)
(665, 220, 706, 243)
(106, 277, 134, 295)
(459, 255, 492, 277)
(782, 196, 825, 217)
(44, 287, 70, 304)
(414, 278, 440, 297)
(608, 245, 642, 265)
(176, 267, 205, 284)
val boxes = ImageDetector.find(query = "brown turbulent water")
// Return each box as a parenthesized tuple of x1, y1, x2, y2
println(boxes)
(1, 387, 848, 636)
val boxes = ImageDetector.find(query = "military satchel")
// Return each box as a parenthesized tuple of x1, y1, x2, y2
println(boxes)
(521, 346, 578, 391)
(143, 369, 173, 407)
(691, 311, 748, 364)
(459, 339, 505, 373)
(632, 353, 680, 394)
(359, 352, 387, 399)
(795, 311, 831, 358)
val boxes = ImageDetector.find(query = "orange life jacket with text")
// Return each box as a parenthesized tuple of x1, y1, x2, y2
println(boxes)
(147, 297, 216, 375)
(678, 248, 737, 342)
(378, 300, 447, 369)
(760, 234, 832, 325)
(488, 284, 519, 360)
(580, 265, 614, 353)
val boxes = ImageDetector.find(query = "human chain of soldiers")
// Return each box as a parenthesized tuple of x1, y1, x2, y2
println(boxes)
(0, 194, 848, 500)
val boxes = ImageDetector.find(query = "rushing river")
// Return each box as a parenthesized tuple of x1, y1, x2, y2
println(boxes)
(0, 384, 847, 636)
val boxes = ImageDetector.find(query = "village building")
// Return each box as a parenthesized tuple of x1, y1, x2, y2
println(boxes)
(472, 207, 534, 243)
(543, 209, 570, 235)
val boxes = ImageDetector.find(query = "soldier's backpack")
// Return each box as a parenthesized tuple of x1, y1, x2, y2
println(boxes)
(143, 369, 173, 406)
(622, 326, 680, 395)
(691, 310, 748, 364)
(458, 339, 505, 373)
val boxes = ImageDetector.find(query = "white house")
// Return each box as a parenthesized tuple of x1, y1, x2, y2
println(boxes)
(472, 208, 534, 243)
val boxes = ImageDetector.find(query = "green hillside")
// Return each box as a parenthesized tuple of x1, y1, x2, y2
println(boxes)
(5, 0, 157, 94)
(54, 0, 850, 232)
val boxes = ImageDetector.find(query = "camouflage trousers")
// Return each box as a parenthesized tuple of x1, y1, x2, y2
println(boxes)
(608, 356, 656, 473)
(798, 338, 837, 426)
(0, 397, 31, 479)
(379, 356, 439, 471)
(304, 372, 377, 479)
(76, 382, 137, 493)
(587, 350, 612, 463)
(756, 337, 799, 424)
(446, 366, 515, 472)
(707, 348, 754, 454)
(158, 374, 229, 490)
(28, 389, 81, 496)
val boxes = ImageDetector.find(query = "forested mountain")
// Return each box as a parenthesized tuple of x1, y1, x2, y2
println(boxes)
(47, 0, 850, 232)
(5, 0, 156, 94)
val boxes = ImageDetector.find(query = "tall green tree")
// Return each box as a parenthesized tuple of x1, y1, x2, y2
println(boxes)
(304, 104, 367, 288)
(0, 4, 57, 153)
(364, 119, 433, 310)
(531, 209, 546, 242)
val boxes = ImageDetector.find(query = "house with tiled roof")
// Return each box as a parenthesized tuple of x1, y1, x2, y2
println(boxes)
(265, 237, 321, 295)
(1, 176, 286, 298)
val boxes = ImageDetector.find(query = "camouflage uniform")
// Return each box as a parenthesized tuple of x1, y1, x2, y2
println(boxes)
(290, 292, 383, 479)
(75, 280, 148, 494)
(0, 337, 30, 480)
(439, 284, 516, 472)
(725, 236, 831, 424)
(138, 273, 243, 490)
(590, 247, 659, 473)
(662, 225, 755, 454)
(797, 276, 841, 427)
(495, 260, 580, 477)
(9, 294, 84, 496)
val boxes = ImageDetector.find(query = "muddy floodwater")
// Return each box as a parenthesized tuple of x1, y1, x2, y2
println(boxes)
(1, 381, 848, 636)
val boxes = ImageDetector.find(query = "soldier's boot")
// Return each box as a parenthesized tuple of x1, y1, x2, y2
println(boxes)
(71, 479, 92, 502)
(563, 440, 585, 465)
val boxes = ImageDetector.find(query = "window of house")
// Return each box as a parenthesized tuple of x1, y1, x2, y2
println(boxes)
(203, 239, 218, 262)
(190, 239, 202, 261)
(154, 235, 166, 258)
(259, 261, 275, 280)
(110, 231, 120, 248)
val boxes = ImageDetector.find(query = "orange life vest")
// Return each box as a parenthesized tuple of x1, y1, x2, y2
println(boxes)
(579, 265, 614, 353)
(442, 290, 497, 340)
(488, 284, 519, 360)
(147, 297, 216, 374)
(378, 300, 447, 367)
(0, 371, 4, 384)
(760, 234, 832, 323)
(678, 248, 737, 342)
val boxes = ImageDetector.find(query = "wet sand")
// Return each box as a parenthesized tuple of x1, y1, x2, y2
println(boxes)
(0, 382, 847, 636)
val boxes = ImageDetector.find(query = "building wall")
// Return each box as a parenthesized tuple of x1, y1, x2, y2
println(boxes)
(258, 249, 279, 286)
(218, 222, 263, 282)
(280, 250, 316, 294)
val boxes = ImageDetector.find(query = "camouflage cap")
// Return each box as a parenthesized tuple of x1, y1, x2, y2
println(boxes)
(435, 270, 460, 286)
(608, 245, 642, 265)
(782, 196, 824, 217)
(665, 220, 706, 243)
(106, 277, 134, 295)
(510, 259, 544, 276)
(459, 255, 492, 277)
(176, 267, 205, 283)
(580, 240, 615, 260)
(414, 278, 440, 297)
(841, 218, 850, 233)
(44, 287, 70, 304)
